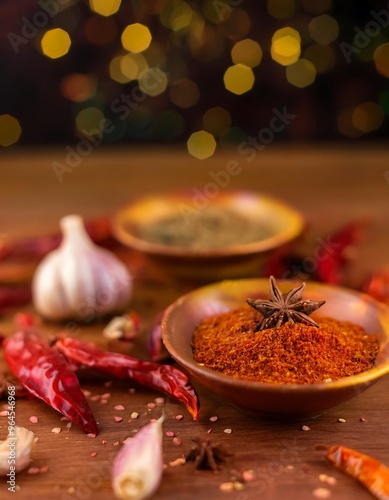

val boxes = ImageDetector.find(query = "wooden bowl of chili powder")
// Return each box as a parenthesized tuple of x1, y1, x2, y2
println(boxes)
(112, 190, 303, 280)
(161, 278, 389, 419)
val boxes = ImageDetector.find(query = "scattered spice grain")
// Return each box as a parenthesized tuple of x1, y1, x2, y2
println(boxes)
(51, 427, 61, 434)
(114, 416, 123, 423)
(338, 418, 346, 423)
(192, 305, 379, 384)
(302, 425, 311, 432)
(312, 487, 332, 499)
(29, 416, 39, 424)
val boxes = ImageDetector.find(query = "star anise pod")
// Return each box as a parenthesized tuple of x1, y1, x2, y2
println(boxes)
(185, 437, 233, 472)
(247, 276, 325, 330)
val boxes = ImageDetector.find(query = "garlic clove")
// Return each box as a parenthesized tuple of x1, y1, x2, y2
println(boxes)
(112, 415, 164, 500)
(0, 426, 37, 476)
(32, 214, 132, 322)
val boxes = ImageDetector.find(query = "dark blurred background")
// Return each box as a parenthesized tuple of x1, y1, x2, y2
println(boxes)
(1, 0, 388, 157)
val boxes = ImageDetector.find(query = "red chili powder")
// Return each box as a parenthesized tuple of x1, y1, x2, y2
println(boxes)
(192, 306, 380, 384)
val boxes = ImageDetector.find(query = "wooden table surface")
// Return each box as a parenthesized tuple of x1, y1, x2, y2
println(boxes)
(1, 145, 389, 500)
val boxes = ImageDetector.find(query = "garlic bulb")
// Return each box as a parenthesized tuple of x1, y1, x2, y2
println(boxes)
(32, 215, 132, 321)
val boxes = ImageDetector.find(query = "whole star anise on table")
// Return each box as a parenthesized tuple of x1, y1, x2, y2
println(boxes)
(247, 276, 325, 330)
(185, 437, 233, 472)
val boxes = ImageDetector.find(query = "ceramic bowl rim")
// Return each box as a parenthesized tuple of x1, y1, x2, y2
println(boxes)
(111, 190, 304, 259)
(161, 278, 389, 394)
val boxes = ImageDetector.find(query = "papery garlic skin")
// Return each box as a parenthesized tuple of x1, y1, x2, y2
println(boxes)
(32, 215, 132, 321)
(112, 415, 164, 500)
(0, 426, 37, 476)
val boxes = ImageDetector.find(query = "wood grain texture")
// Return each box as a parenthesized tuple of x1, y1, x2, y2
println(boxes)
(0, 145, 388, 500)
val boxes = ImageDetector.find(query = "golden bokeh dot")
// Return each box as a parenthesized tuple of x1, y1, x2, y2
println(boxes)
(0, 114, 22, 147)
(109, 56, 131, 83)
(41, 28, 71, 59)
(286, 58, 316, 88)
(89, 0, 121, 17)
(138, 67, 168, 96)
(337, 108, 362, 138)
(75, 107, 105, 134)
(60, 73, 97, 102)
(271, 28, 301, 66)
(374, 43, 389, 78)
(202, 107, 232, 136)
(219, 8, 251, 41)
(202, 0, 232, 24)
(267, 0, 296, 20)
(309, 15, 339, 44)
(160, 0, 193, 31)
(304, 44, 335, 73)
(231, 39, 263, 68)
(121, 23, 152, 53)
(169, 79, 200, 108)
(187, 130, 216, 160)
(120, 53, 148, 80)
(223, 64, 255, 95)
(352, 101, 384, 133)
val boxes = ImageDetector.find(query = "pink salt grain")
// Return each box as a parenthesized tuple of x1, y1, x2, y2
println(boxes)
(209, 416, 218, 422)
(90, 452, 97, 458)
(29, 416, 39, 424)
(165, 431, 175, 438)
(87, 433, 97, 438)
(175, 415, 184, 421)
(114, 416, 123, 423)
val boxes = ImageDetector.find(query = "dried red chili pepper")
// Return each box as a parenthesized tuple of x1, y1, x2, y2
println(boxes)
(363, 269, 389, 305)
(54, 337, 200, 420)
(315, 220, 368, 285)
(3, 330, 98, 434)
(0, 285, 32, 311)
(320, 444, 389, 500)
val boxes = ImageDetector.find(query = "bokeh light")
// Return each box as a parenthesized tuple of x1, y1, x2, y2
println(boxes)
(203, 107, 231, 136)
(231, 39, 263, 68)
(160, 0, 193, 32)
(309, 15, 339, 45)
(374, 43, 389, 79)
(219, 8, 251, 40)
(109, 55, 131, 83)
(89, 0, 121, 17)
(121, 53, 148, 81)
(60, 73, 97, 102)
(169, 79, 200, 108)
(337, 108, 363, 139)
(0, 115, 22, 147)
(223, 64, 255, 95)
(286, 59, 316, 88)
(202, 0, 232, 24)
(121, 23, 152, 53)
(75, 107, 105, 135)
(267, 0, 296, 20)
(138, 67, 168, 96)
(352, 101, 384, 133)
(187, 130, 216, 159)
(41, 28, 71, 59)
(271, 27, 301, 66)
